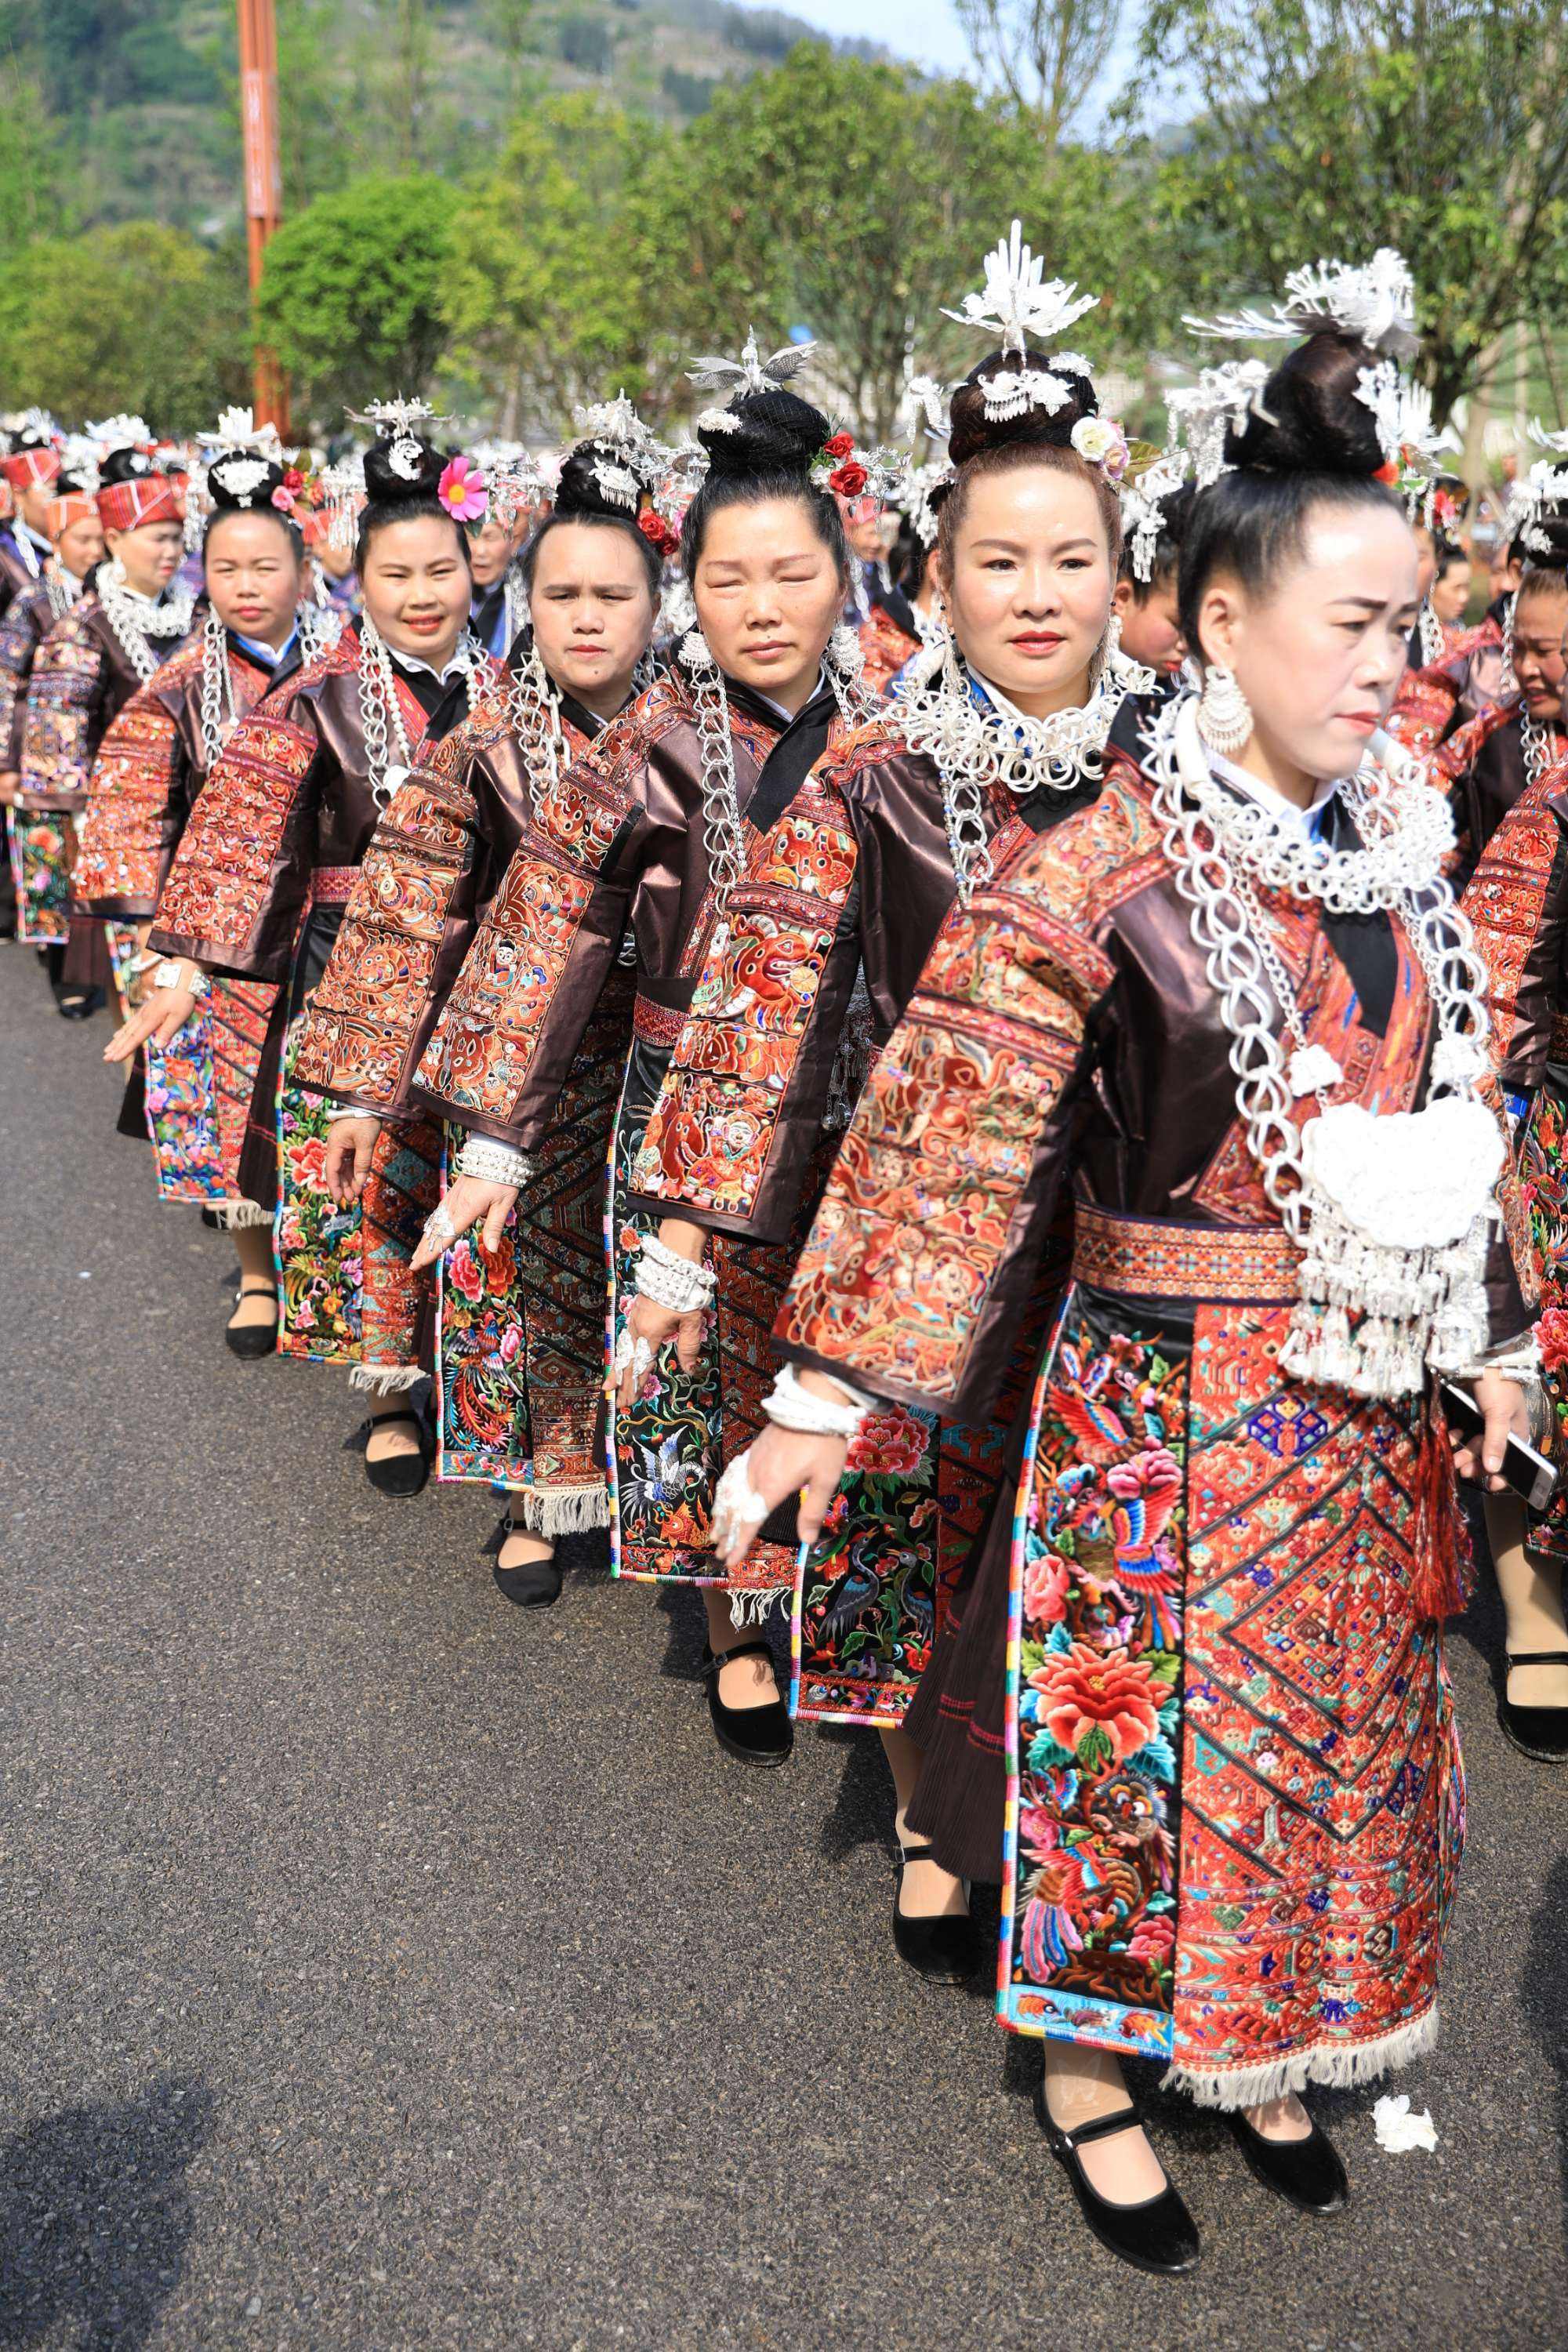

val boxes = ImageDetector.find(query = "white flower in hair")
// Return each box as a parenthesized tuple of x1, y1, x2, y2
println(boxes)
(695, 407, 742, 435)
(209, 455, 274, 506)
(1187, 249, 1417, 358)
(942, 220, 1099, 357)
(686, 328, 815, 396)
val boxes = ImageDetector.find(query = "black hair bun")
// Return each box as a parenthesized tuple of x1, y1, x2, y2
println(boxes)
(947, 352, 1098, 468)
(361, 434, 448, 505)
(1523, 509, 1568, 575)
(696, 387, 830, 481)
(1155, 480, 1196, 546)
(206, 450, 289, 513)
(1225, 329, 1385, 478)
(555, 439, 644, 521)
(99, 446, 161, 488)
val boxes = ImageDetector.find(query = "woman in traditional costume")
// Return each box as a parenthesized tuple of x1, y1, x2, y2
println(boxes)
(713, 257, 1531, 2268)
(625, 227, 1156, 1961)
(291, 408, 666, 1603)
(78, 413, 339, 1351)
(395, 337, 875, 1755)
(109, 401, 503, 1490)
(16, 418, 193, 1015)
(1392, 461, 1568, 884)
(0, 437, 103, 891)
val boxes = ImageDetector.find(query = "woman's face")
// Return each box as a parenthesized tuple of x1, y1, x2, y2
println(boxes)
(467, 517, 514, 591)
(1512, 583, 1568, 724)
(941, 466, 1114, 717)
(56, 512, 103, 579)
(1113, 572, 1186, 677)
(528, 522, 655, 715)
(204, 511, 302, 648)
(1410, 524, 1437, 601)
(1197, 498, 1418, 783)
(361, 515, 471, 663)
(1430, 557, 1472, 626)
(107, 519, 185, 597)
(692, 495, 844, 712)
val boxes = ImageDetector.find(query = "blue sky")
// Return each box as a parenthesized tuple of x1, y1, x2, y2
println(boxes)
(753, 0, 1144, 128)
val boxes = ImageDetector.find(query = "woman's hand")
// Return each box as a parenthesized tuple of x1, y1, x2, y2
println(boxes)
(710, 1424, 848, 1570)
(103, 960, 204, 1064)
(1451, 1370, 1530, 1493)
(325, 1116, 383, 1207)
(408, 1174, 517, 1271)
(612, 1219, 711, 1410)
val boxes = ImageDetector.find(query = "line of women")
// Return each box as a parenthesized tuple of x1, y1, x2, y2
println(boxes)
(9, 229, 1568, 2279)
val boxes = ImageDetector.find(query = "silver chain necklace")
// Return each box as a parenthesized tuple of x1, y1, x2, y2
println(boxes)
(13, 526, 41, 583)
(676, 625, 873, 928)
(1521, 708, 1558, 795)
(45, 562, 80, 622)
(503, 637, 566, 822)
(358, 612, 483, 808)
(99, 562, 196, 684)
(1417, 598, 1444, 667)
(1149, 691, 1500, 1399)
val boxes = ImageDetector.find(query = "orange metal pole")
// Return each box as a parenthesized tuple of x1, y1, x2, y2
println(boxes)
(238, 0, 290, 436)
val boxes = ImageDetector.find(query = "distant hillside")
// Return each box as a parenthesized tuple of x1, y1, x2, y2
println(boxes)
(7, 0, 884, 238)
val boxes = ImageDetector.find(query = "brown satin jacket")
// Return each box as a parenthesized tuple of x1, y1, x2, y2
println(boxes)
(774, 745, 1529, 1428)
(20, 595, 192, 814)
(289, 654, 609, 1119)
(410, 657, 851, 1149)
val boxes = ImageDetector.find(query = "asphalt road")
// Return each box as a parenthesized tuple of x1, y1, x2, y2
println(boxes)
(2, 943, 1566, 2352)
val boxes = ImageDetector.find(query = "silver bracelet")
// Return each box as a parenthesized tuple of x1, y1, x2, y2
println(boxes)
(454, 1133, 533, 1188)
(762, 1362, 871, 1439)
(634, 1234, 717, 1314)
(326, 1102, 382, 1125)
(152, 958, 210, 1000)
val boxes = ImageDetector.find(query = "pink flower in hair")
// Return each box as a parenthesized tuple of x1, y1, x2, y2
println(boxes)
(437, 453, 488, 524)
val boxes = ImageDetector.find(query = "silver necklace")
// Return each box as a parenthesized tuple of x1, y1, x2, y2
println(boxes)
(44, 563, 80, 622)
(1149, 691, 1500, 1399)
(1521, 708, 1558, 795)
(99, 561, 196, 684)
(358, 612, 484, 807)
(1417, 598, 1444, 667)
(503, 636, 566, 821)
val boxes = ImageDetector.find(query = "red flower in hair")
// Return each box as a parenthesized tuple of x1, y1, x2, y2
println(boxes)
(283, 466, 304, 493)
(1374, 461, 1399, 486)
(829, 459, 868, 498)
(637, 507, 679, 557)
(822, 431, 855, 461)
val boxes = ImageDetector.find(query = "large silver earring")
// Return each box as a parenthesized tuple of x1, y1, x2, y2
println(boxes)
(1196, 661, 1252, 753)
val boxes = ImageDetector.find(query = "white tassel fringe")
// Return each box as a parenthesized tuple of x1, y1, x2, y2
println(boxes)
(728, 1584, 789, 1630)
(510, 1483, 609, 1537)
(349, 1363, 426, 1397)
(1163, 2003, 1439, 2111)
(210, 1198, 273, 1231)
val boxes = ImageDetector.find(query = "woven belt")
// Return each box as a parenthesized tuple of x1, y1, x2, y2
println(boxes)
(309, 864, 359, 906)
(633, 994, 688, 1047)
(1072, 1200, 1300, 1305)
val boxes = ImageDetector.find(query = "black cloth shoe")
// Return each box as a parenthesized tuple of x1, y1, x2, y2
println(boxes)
(224, 1279, 278, 1359)
(1228, 2107, 1348, 2214)
(892, 1838, 982, 1984)
(363, 1408, 431, 1497)
(492, 1513, 563, 1608)
(1033, 2076, 1200, 2276)
(1501, 1650, 1568, 1762)
(55, 984, 101, 1020)
(700, 1639, 793, 1767)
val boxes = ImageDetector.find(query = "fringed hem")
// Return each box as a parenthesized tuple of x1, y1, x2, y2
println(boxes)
(210, 1198, 272, 1232)
(728, 1584, 790, 1630)
(507, 1483, 609, 1537)
(1161, 2003, 1439, 2111)
(348, 1363, 426, 1397)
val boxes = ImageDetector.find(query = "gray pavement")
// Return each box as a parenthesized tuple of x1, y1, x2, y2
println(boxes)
(2, 942, 1566, 2352)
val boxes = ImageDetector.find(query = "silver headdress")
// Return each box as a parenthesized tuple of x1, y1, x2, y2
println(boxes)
(940, 220, 1102, 425)
(1163, 361, 1274, 489)
(54, 432, 102, 493)
(320, 454, 367, 555)
(686, 329, 815, 397)
(346, 394, 448, 484)
(197, 406, 285, 463)
(1352, 363, 1459, 519)
(1120, 450, 1190, 583)
(902, 457, 956, 550)
(87, 413, 154, 459)
(1185, 248, 1417, 359)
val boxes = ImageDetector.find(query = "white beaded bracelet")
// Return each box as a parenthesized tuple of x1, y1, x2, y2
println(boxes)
(455, 1133, 533, 1188)
(634, 1233, 717, 1314)
(761, 1362, 872, 1439)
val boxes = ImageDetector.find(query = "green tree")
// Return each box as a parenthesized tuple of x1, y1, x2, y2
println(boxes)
(0, 223, 248, 430)
(0, 64, 71, 248)
(1135, 0, 1568, 425)
(256, 173, 461, 426)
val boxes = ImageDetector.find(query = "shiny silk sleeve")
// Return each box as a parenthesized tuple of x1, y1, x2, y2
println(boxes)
(1431, 696, 1515, 787)
(0, 586, 46, 771)
(774, 843, 1113, 1424)
(627, 755, 864, 1243)
(289, 724, 482, 1114)
(1463, 757, 1568, 1098)
(412, 733, 644, 1150)
(18, 604, 103, 810)
(148, 690, 322, 981)
(1388, 648, 1468, 760)
(73, 670, 191, 920)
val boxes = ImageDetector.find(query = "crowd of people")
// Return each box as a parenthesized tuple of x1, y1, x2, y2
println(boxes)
(5, 227, 1568, 2278)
